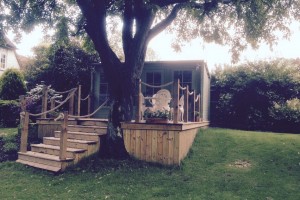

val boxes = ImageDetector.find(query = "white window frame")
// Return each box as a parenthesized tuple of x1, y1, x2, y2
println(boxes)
(0, 54, 6, 69)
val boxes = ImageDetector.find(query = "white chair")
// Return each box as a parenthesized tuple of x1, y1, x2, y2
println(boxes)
(151, 89, 172, 111)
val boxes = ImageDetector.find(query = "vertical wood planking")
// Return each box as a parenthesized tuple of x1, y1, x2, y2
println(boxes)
(167, 131, 174, 165)
(162, 131, 169, 165)
(173, 131, 180, 164)
(157, 131, 163, 163)
(135, 131, 141, 159)
(130, 131, 136, 157)
(151, 130, 157, 162)
(145, 130, 152, 162)
(123, 129, 131, 153)
(140, 131, 146, 160)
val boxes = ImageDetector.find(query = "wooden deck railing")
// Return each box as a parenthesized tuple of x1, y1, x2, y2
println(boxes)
(135, 79, 201, 124)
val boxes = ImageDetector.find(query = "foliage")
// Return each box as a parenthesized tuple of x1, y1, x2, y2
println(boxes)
(0, 128, 299, 199)
(0, 100, 20, 128)
(0, 128, 19, 162)
(25, 84, 63, 115)
(0, 69, 27, 100)
(143, 108, 170, 119)
(211, 59, 300, 133)
(269, 98, 300, 133)
(25, 42, 98, 95)
(0, 125, 39, 162)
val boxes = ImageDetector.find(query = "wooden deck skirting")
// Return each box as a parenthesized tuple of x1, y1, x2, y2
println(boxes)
(121, 121, 209, 165)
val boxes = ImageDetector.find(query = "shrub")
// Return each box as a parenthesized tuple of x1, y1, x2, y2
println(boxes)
(0, 124, 40, 162)
(0, 68, 27, 100)
(211, 59, 300, 132)
(269, 98, 300, 133)
(0, 130, 19, 162)
(0, 100, 20, 127)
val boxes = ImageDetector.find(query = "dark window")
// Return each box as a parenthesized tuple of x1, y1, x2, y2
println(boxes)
(145, 72, 161, 96)
(174, 70, 192, 96)
(0, 54, 6, 69)
(99, 70, 109, 103)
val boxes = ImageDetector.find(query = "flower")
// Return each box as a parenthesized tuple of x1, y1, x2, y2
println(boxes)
(143, 108, 170, 119)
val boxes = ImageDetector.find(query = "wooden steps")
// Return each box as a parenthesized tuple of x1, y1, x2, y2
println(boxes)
(17, 118, 107, 172)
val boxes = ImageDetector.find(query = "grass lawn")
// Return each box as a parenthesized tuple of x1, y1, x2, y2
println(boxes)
(0, 127, 18, 137)
(0, 128, 299, 200)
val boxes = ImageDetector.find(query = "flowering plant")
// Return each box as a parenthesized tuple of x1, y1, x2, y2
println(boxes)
(143, 108, 170, 119)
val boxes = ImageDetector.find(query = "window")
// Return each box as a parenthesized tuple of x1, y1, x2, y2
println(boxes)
(174, 70, 192, 96)
(99, 70, 109, 103)
(145, 72, 161, 96)
(0, 54, 6, 69)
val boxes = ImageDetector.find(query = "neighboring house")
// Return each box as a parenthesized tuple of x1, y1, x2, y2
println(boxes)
(91, 60, 211, 121)
(0, 34, 21, 76)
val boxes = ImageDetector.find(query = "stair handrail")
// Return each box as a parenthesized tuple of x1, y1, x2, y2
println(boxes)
(19, 89, 76, 153)
(69, 98, 109, 119)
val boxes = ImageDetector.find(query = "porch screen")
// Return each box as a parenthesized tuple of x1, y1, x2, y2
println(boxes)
(145, 72, 161, 96)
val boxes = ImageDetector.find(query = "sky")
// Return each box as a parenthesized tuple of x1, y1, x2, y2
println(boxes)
(8, 21, 300, 72)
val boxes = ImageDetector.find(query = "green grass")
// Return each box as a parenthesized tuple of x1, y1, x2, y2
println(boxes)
(0, 127, 18, 137)
(0, 128, 299, 200)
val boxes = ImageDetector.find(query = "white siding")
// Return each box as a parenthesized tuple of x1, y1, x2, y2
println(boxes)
(0, 47, 20, 76)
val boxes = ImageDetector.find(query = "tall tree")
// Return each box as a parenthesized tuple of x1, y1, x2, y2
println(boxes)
(1, 0, 300, 156)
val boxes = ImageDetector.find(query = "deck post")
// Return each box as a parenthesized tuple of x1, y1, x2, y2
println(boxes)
(20, 111, 29, 153)
(41, 85, 48, 118)
(87, 94, 91, 116)
(192, 91, 196, 122)
(19, 95, 26, 112)
(135, 79, 142, 122)
(172, 79, 179, 124)
(50, 97, 55, 111)
(59, 111, 68, 160)
(184, 85, 189, 122)
(69, 92, 75, 115)
(77, 85, 81, 116)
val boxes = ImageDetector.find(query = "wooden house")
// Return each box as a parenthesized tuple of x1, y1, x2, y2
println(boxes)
(91, 60, 210, 122)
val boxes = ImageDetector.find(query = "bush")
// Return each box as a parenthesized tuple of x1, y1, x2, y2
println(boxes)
(0, 124, 40, 162)
(269, 98, 300, 133)
(0, 130, 19, 162)
(0, 69, 27, 100)
(211, 59, 300, 132)
(0, 100, 20, 127)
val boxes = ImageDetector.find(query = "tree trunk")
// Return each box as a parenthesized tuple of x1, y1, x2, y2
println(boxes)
(100, 61, 140, 158)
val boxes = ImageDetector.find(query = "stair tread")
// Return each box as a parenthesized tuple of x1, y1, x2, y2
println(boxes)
(18, 151, 73, 161)
(16, 159, 61, 172)
(54, 131, 105, 136)
(68, 118, 108, 122)
(68, 125, 107, 128)
(31, 143, 86, 153)
(44, 137, 97, 144)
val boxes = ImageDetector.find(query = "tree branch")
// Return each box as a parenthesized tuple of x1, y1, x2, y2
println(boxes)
(122, 0, 134, 59)
(147, 4, 183, 41)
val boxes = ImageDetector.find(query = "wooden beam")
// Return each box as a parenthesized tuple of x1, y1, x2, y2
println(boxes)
(20, 112, 29, 153)
(172, 79, 179, 124)
(59, 111, 68, 160)
(41, 85, 48, 118)
(77, 85, 82, 116)
(184, 85, 189, 122)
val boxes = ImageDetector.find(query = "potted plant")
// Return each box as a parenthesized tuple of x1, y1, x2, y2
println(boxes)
(143, 108, 170, 123)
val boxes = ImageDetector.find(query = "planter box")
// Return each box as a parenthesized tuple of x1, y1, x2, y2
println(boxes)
(145, 118, 168, 124)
